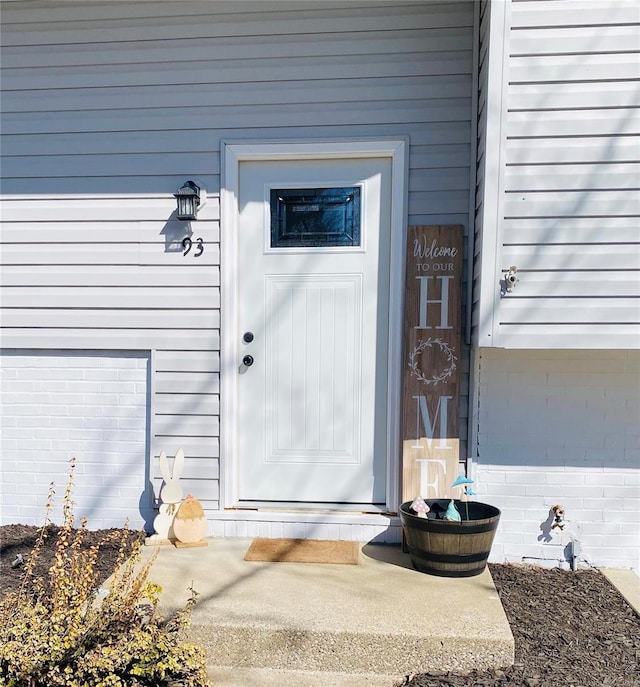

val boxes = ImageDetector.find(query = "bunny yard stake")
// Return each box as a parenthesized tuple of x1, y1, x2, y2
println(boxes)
(145, 448, 208, 548)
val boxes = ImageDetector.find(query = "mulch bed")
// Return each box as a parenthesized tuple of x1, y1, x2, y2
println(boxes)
(0, 523, 145, 599)
(399, 563, 640, 687)
(2, 525, 639, 687)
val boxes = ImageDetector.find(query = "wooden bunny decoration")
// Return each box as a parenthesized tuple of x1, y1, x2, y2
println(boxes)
(146, 448, 185, 545)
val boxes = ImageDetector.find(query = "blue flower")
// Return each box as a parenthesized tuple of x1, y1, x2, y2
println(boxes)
(451, 475, 474, 489)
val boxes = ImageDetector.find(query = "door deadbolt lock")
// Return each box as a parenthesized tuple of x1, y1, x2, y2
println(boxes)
(242, 354, 254, 367)
(243, 331, 254, 344)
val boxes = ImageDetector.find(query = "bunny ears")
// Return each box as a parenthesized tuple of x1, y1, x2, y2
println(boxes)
(159, 448, 184, 481)
(159, 448, 185, 505)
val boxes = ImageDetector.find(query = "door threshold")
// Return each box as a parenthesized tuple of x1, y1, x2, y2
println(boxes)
(230, 502, 394, 516)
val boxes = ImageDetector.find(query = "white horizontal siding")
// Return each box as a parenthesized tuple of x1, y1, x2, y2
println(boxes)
(511, 23, 640, 55)
(1, 0, 475, 519)
(3, 75, 471, 114)
(508, 81, 640, 111)
(505, 137, 639, 165)
(504, 163, 640, 192)
(491, 271, 640, 299)
(0, 199, 220, 222)
(509, 0, 639, 28)
(0, 3, 473, 46)
(473, 0, 640, 348)
(502, 217, 640, 246)
(0, 265, 219, 288)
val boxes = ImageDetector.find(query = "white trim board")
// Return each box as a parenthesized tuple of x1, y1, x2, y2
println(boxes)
(220, 138, 409, 519)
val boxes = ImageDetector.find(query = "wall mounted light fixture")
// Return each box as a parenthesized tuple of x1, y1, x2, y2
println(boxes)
(174, 180, 201, 220)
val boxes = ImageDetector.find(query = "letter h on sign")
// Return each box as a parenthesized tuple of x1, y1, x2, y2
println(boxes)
(415, 276, 453, 330)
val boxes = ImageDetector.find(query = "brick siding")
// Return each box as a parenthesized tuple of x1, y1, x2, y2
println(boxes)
(476, 349, 639, 572)
(0, 351, 152, 530)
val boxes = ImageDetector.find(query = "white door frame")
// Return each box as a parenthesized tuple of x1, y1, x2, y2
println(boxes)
(220, 138, 408, 514)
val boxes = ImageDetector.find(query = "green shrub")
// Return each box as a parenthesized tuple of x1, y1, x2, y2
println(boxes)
(0, 458, 211, 687)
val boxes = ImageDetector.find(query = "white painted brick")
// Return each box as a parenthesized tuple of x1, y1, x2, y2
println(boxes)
(117, 417, 145, 430)
(83, 369, 121, 381)
(222, 521, 237, 538)
(48, 369, 85, 380)
(100, 382, 136, 394)
(209, 520, 225, 537)
(604, 485, 638, 499)
(83, 393, 119, 405)
(339, 524, 355, 540)
(504, 472, 547, 485)
(1, 352, 151, 530)
(234, 520, 248, 539)
(280, 522, 296, 539)
(477, 350, 639, 572)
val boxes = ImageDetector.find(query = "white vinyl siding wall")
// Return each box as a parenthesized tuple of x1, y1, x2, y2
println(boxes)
(1, 1, 476, 521)
(474, 0, 640, 348)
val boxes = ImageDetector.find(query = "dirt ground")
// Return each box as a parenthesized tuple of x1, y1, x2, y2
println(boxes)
(398, 563, 640, 687)
(2, 525, 639, 687)
(0, 523, 145, 599)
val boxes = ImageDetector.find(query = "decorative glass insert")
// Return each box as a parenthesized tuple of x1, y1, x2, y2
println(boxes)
(270, 187, 361, 248)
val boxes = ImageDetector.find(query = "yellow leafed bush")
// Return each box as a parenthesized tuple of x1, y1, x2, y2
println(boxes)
(0, 457, 211, 687)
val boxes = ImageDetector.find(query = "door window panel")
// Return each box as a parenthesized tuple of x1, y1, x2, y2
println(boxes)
(270, 187, 361, 248)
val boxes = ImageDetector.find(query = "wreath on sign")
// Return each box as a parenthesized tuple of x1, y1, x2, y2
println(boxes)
(408, 338, 457, 386)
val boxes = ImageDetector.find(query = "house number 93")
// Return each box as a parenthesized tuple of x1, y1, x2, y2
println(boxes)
(182, 237, 204, 257)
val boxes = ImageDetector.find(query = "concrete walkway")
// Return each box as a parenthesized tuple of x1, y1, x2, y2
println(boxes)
(144, 538, 514, 687)
(600, 568, 640, 616)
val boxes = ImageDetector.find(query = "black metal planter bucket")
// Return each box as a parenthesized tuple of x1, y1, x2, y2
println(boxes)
(400, 499, 501, 577)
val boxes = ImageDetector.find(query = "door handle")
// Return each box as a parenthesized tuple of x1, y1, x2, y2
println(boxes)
(242, 355, 254, 367)
(243, 331, 254, 343)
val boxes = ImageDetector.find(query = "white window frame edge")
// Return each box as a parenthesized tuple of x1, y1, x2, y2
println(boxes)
(220, 138, 409, 516)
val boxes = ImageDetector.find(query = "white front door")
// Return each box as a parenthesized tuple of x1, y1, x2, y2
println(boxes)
(236, 157, 391, 505)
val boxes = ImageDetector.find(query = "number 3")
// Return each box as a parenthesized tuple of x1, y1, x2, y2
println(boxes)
(182, 237, 204, 257)
(194, 237, 204, 257)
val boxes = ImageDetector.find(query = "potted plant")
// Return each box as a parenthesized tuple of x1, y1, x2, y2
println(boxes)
(399, 477, 501, 577)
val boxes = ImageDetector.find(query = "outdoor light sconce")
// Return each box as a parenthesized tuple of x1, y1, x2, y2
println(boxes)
(174, 180, 201, 220)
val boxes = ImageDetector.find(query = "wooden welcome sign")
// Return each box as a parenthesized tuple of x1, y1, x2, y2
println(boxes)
(401, 225, 463, 502)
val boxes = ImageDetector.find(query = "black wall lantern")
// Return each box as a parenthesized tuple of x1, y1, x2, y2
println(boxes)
(174, 180, 200, 220)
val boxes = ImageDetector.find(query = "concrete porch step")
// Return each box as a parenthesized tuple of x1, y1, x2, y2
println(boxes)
(206, 666, 399, 687)
(145, 539, 514, 685)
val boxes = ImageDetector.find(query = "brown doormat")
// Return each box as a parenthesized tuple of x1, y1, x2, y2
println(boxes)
(244, 538, 360, 565)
